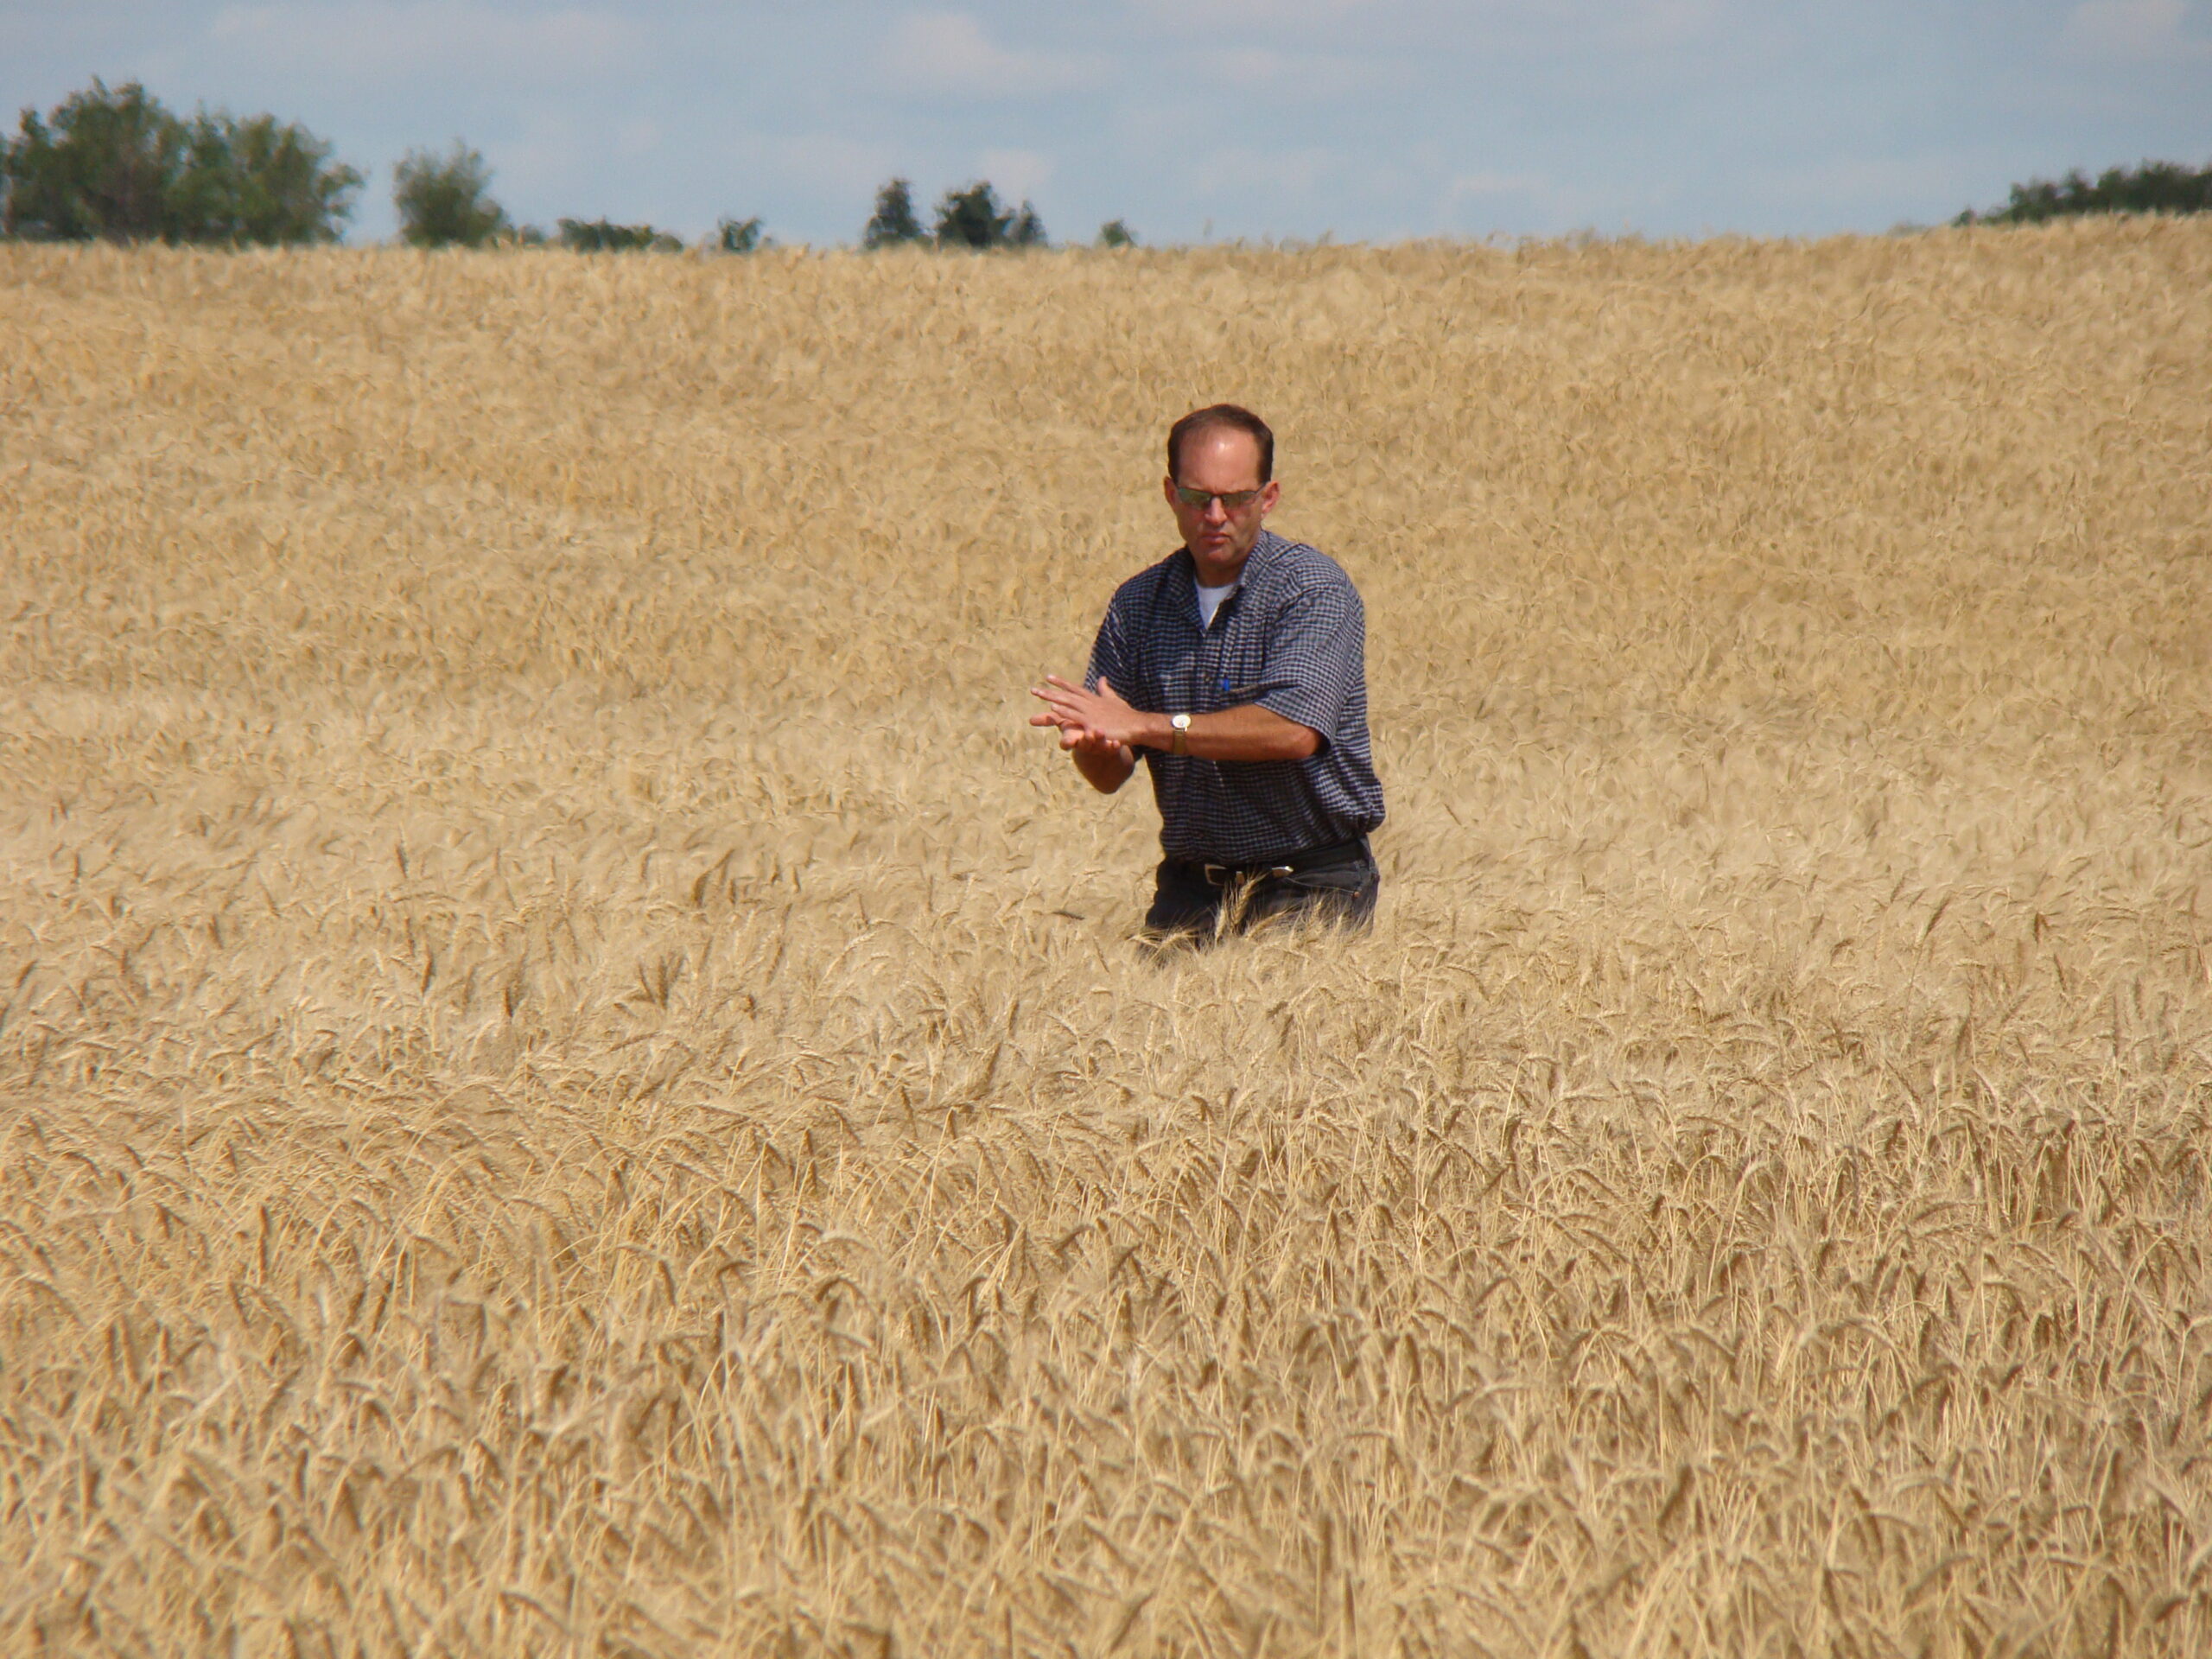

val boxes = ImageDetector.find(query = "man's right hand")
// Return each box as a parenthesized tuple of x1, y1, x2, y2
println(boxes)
(1066, 729, 1137, 794)
(1030, 694, 1136, 794)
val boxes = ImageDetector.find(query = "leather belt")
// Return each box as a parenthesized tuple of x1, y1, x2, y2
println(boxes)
(1178, 836, 1370, 888)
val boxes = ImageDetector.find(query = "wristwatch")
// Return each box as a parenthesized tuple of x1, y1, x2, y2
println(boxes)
(1169, 713, 1192, 757)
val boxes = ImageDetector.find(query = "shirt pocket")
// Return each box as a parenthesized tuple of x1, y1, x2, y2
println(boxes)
(1156, 640, 1204, 711)
(1212, 637, 1272, 705)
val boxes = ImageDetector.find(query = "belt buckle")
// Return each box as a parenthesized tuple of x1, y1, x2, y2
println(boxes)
(1202, 862, 1293, 886)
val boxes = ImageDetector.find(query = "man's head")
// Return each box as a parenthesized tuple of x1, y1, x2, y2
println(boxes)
(1167, 404, 1274, 486)
(1163, 404, 1279, 577)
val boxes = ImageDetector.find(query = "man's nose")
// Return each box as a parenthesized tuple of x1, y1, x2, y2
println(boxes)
(1202, 497, 1230, 523)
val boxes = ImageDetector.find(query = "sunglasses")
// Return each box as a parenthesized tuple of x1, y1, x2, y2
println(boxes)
(1171, 483, 1266, 512)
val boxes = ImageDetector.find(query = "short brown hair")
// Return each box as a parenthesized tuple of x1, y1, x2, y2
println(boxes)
(1167, 404, 1274, 485)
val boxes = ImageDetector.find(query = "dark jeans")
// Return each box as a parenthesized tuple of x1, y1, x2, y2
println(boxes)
(1143, 843, 1380, 944)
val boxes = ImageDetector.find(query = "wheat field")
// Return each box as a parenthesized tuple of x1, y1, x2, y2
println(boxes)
(2, 222, 2209, 1656)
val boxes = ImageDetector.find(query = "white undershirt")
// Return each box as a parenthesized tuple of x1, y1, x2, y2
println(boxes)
(1196, 580, 1238, 629)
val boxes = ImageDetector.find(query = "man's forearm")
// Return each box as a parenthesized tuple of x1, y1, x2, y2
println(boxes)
(1131, 704, 1321, 763)
(1073, 742, 1137, 793)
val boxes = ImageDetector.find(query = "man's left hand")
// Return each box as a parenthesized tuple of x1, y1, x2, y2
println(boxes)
(1029, 675, 1155, 749)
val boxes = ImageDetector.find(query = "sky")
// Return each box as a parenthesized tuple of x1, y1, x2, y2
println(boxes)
(4, 0, 2209, 246)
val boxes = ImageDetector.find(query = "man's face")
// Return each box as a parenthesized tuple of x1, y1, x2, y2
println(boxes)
(1164, 427, 1279, 573)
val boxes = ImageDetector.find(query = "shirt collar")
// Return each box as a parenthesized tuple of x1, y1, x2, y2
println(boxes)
(1173, 526, 1284, 590)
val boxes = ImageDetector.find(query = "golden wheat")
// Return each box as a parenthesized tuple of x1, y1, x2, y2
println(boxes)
(2, 222, 2209, 1656)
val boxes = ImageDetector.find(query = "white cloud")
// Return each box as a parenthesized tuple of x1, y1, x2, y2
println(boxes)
(1185, 143, 1340, 200)
(1222, 46, 1285, 84)
(1129, 0, 1721, 50)
(1128, 0, 1378, 26)
(10, 0, 2208, 248)
(1179, 143, 1419, 224)
(1196, 42, 1414, 95)
(769, 135, 903, 201)
(2061, 0, 2205, 58)
(1481, 0, 1726, 49)
(978, 147, 1054, 200)
(473, 127, 585, 210)
(1443, 168, 1550, 201)
(1438, 168, 1573, 233)
(1750, 153, 1983, 209)
(880, 12, 1103, 98)
(613, 117, 660, 161)
(208, 3, 637, 82)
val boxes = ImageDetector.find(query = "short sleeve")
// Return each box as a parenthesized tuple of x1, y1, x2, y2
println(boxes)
(1251, 579, 1363, 747)
(1085, 597, 1131, 697)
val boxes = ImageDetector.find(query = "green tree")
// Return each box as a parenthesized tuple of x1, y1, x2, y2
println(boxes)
(1959, 159, 2212, 225)
(1, 79, 358, 244)
(556, 217, 681, 251)
(717, 214, 766, 253)
(170, 111, 362, 244)
(393, 142, 509, 248)
(933, 180, 1009, 248)
(927, 181, 1047, 250)
(3, 79, 181, 239)
(1096, 218, 1137, 249)
(863, 177, 925, 247)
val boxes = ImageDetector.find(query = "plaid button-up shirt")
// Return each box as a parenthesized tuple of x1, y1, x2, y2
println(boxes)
(1086, 528, 1385, 865)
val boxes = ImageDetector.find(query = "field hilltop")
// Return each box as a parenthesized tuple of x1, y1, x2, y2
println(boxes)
(3, 225, 2209, 1656)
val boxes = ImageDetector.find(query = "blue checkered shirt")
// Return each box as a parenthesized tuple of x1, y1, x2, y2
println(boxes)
(1086, 528, 1385, 865)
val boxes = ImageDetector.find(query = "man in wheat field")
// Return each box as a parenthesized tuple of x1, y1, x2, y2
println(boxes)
(1031, 404, 1384, 940)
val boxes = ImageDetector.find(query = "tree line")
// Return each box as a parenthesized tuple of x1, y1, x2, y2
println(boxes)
(1, 79, 1140, 252)
(11, 79, 2207, 249)
(1, 80, 360, 245)
(1954, 160, 2212, 226)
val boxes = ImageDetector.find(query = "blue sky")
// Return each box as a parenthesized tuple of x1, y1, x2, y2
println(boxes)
(5, 1, 2209, 245)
